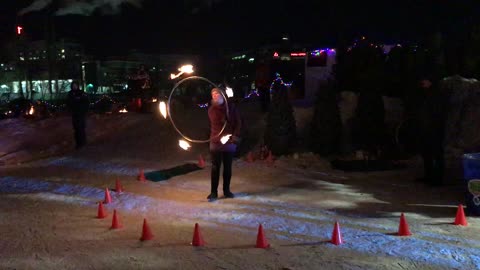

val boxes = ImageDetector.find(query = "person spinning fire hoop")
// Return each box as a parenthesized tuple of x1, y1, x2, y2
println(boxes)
(207, 88, 242, 201)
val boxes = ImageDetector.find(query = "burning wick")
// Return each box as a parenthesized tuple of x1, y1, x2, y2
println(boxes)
(159, 101, 167, 119)
(226, 87, 234, 98)
(179, 140, 191, 150)
(170, 64, 194, 79)
(220, 134, 232, 144)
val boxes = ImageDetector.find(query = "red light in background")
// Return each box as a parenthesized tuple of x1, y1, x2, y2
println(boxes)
(290, 52, 306, 57)
(16, 26, 23, 35)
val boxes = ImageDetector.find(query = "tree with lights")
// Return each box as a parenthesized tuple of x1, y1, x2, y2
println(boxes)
(264, 76, 296, 155)
(335, 37, 387, 157)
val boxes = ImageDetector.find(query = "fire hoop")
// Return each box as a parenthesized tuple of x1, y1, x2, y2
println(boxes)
(167, 76, 229, 144)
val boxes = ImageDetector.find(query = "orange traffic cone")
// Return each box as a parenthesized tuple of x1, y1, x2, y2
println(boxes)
(454, 204, 468, 226)
(97, 201, 107, 219)
(198, 154, 205, 169)
(115, 179, 123, 193)
(191, 223, 205, 246)
(138, 169, 146, 182)
(246, 152, 254, 163)
(255, 224, 270, 248)
(110, 209, 122, 229)
(397, 213, 412, 236)
(266, 151, 274, 166)
(140, 218, 154, 241)
(104, 187, 112, 204)
(331, 221, 343, 245)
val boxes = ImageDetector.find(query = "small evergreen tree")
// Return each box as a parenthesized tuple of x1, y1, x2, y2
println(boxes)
(264, 76, 296, 155)
(310, 83, 342, 155)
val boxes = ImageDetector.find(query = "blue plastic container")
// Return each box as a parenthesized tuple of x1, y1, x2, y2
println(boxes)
(463, 153, 480, 216)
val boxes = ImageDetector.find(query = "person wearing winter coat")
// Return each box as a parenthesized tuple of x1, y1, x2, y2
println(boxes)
(67, 81, 89, 149)
(207, 88, 242, 201)
(417, 77, 448, 187)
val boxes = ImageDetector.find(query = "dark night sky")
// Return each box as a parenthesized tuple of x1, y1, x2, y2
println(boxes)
(1, 0, 479, 56)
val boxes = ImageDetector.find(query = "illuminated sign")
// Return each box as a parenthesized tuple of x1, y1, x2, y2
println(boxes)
(290, 52, 306, 57)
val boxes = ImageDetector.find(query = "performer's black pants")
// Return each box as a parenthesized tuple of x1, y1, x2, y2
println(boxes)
(72, 115, 87, 149)
(420, 143, 444, 186)
(210, 151, 234, 194)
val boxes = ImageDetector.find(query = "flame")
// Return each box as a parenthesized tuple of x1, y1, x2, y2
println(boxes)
(159, 101, 167, 119)
(179, 64, 194, 74)
(225, 87, 234, 98)
(170, 64, 194, 79)
(28, 106, 34, 115)
(179, 140, 191, 150)
(220, 134, 232, 144)
(119, 108, 128, 113)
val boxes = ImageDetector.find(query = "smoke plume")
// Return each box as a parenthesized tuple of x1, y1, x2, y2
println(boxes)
(18, 0, 53, 15)
(18, 0, 144, 16)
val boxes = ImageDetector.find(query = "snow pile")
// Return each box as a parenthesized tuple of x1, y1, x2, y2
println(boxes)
(0, 113, 141, 166)
(443, 75, 480, 162)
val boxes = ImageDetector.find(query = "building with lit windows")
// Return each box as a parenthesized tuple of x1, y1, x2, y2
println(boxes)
(0, 39, 83, 100)
(82, 52, 200, 96)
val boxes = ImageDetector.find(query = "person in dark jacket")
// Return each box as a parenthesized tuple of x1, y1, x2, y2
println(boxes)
(417, 77, 447, 186)
(255, 59, 271, 113)
(67, 81, 89, 149)
(207, 88, 242, 201)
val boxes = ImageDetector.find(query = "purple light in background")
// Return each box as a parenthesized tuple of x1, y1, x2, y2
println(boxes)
(244, 90, 260, 99)
(269, 73, 293, 93)
(310, 48, 336, 56)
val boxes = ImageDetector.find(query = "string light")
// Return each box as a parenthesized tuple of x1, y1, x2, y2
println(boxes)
(244, 90, 259, 99)
(310, 48, 335, 56)
(269, 73, 293, 93)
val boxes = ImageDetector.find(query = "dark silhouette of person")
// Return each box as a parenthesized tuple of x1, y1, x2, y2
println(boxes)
(255, 59, 271, 112)
(417, 76, 447, 186)
(67, 81, 89, 149)
(207, 88, 242, 201)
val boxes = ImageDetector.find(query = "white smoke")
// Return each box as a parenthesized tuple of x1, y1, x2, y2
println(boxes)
(18, 0, 144, 16)
(56, 0, 143, 16)
(18, 0, 53, 15)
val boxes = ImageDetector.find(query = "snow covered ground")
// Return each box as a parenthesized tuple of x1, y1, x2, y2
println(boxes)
(0, 103, 479, 270)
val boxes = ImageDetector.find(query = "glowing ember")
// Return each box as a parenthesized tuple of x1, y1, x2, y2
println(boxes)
(179, 140, 191, 150)
(119, 108, 128, 113)
(170, 64, 194, 79)
(159, 101, 167, 119)
(220, 134, 232, 144)
(226, 87, 234, 98)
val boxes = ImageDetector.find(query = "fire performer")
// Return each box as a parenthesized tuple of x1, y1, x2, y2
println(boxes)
(207, 88, 242, 201)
